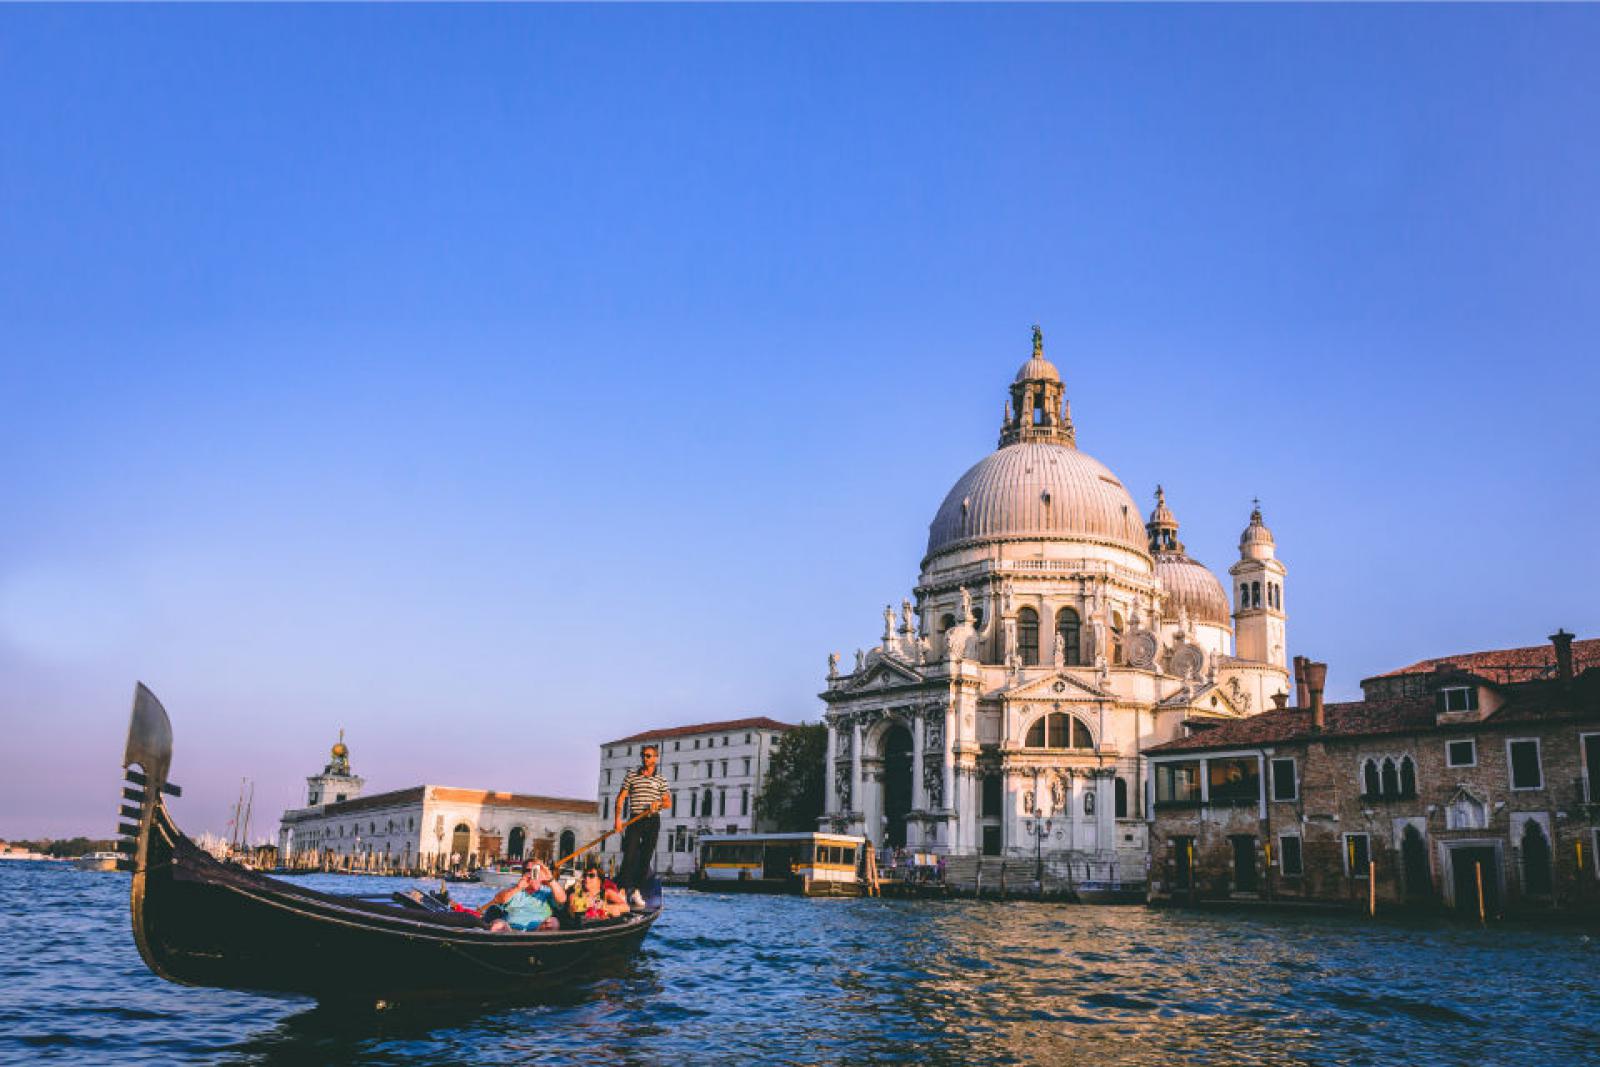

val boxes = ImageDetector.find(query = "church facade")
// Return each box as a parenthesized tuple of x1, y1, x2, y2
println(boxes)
(820, 329, 1291, 879)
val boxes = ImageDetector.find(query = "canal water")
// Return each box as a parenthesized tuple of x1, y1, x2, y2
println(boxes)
(2, 861, 1596, 1065)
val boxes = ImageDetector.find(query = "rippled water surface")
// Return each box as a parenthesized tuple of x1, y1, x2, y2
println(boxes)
(3, 861, 1597, 1064)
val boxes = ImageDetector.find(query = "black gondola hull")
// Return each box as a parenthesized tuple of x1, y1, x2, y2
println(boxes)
(122, 684, 657, 1003)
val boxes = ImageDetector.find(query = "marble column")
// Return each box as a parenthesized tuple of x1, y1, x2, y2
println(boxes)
(824, 720, 838, 814)
(851, 721, 863, 824)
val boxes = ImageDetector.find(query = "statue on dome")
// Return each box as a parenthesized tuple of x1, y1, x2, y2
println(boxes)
(828, 652, 840, 680)
(1031, 323, 1043, 358)
(901, 599, 915, 635)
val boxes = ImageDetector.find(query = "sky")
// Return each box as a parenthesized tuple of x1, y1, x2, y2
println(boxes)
(3, 6, 1598, 841)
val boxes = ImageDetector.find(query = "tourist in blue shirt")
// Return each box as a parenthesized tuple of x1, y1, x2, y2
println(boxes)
(486, 860, 566, 932)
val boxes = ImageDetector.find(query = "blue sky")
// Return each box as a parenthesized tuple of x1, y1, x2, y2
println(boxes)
(3, 6, 1597, 839)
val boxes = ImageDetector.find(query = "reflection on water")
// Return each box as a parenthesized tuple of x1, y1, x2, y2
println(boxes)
(2, 861, 1597, 1064)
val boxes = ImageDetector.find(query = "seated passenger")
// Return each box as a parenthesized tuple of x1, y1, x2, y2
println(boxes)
(569, 864, 630, 921)
(487, 860, 566, 932)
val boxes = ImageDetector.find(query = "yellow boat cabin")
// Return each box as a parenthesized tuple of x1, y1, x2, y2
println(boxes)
(689, 832, 866, 897)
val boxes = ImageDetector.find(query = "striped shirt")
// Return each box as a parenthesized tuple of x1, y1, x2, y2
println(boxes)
(620, 768, 668, 816)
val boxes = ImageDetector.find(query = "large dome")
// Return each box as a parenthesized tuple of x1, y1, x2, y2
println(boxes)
(926, 442, 1149, 560)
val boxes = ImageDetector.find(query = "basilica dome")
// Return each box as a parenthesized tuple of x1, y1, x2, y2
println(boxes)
(1145, 487, 1231, 628)
(1155, 553, 1232, 628)
(925, 442, 1149, 560)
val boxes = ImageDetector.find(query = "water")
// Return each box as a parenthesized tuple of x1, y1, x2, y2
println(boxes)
(2, 861, 1597, 1065)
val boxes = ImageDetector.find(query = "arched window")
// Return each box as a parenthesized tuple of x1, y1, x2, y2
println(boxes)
(940, 614, 955, 633)
(1522, 820, 1553, 895)
(1399, 756, 1416, 797)
(1239, 584, 1249, 607)
(1363, 760, 1381, 797)
(1017, 607, 1039, 666)
(702, 788, 713, 817)
(1111, 612, 1125, 665)
(1251, 581, 1261, 608)
(1056, 608, 1082, 666)
(1024, 713, 1094, 750)
(1381, 758, 1399, 798)
(1114, 777, 1129, 818)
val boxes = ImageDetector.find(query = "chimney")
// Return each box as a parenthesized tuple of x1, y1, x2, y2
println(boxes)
(1293, 655, 1309, 708)
(1304, 660, 1328, 731)
(1551, 629, 1575, 683)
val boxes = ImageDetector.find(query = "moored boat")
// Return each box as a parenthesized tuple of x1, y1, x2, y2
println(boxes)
(118, 683, 660, 1003)
(689, 832, 865, 897)
(74, 851, 122, 872)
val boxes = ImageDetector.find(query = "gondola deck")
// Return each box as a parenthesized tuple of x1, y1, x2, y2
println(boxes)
(120, 684, 659, 1003)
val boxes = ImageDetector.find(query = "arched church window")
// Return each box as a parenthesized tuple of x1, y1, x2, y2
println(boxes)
(1381, 758, 1399, 798)
(1251, 582, 1261, 608)
(1363, 760, 1381, 798)
(1111, 613, 1126, 666)
(1017, 608, 1039, 666)
(1025, 713, 1095, 750)
(1399, 756, 1416, 797)
(1239, 584, 1249, 608)
(1114, 777, 1129, 818)
(1056, 608, 1082, 666)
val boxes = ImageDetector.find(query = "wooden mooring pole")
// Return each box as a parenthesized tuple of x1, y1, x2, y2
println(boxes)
(1368, 860, 1376, 917)
(1475, 861, 1486, 926)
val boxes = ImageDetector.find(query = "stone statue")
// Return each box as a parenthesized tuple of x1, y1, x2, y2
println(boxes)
(834, 765, 852, 810)
(854, 648, 866, 672)
(1032, 323, 1043, 358)
(1084, 791, 1096, 815)
(1003, 617, 1018, 663)
(923, 708, 943, 750)
(1053, 631, 1066, 669)
(923, 762, 944, 808)
(1023, 789, 1035, 814)
(959, 586, 973, 624)
(1050, 777, 1065, 812)
(828, 652, 840, 679)
(901, 599, 915, 635)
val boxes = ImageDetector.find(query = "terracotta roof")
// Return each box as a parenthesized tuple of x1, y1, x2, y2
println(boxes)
(605, 716, 796, 746)
(1369, 637, 1600, 684)
(1149, 672, 1600, 754)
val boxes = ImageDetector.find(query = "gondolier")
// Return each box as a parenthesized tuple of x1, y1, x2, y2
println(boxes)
(614, 744, 671, 907)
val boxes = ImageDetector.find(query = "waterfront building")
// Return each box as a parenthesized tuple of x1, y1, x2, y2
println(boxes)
(1145, 631, 1600, 915)
(820, 328, 1290, 882)
(597, 717, 794, 877)
(277, 736, 600, 870)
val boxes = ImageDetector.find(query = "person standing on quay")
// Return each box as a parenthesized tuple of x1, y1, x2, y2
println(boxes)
(615, 743, 671, 908)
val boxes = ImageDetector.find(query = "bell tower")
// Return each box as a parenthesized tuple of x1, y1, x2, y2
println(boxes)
(999, 325, 1075, 448)
(1229, 501, 1287, 666)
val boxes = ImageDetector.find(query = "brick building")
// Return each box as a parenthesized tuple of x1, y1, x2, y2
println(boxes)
(1145, 631, 1600, 917)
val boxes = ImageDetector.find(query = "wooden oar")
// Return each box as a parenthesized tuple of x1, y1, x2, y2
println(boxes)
(550, 805, 662, 873)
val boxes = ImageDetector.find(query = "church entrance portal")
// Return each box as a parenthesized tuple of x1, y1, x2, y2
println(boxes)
(882, 723, 914, 849)
(450, 823, 471, 867)
(507, 827, 527, 860)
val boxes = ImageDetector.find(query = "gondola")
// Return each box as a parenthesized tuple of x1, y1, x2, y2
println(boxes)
(118, 683, 660, 1003)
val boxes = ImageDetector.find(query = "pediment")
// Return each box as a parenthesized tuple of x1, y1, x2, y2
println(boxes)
(1001, 671, 1111, 702)
(843, 656, 924, 692)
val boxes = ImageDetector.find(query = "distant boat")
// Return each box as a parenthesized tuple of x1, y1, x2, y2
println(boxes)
(73, 851, 122, 872)
(688, 832, 866, 897)
(117, 683, 661, 1003)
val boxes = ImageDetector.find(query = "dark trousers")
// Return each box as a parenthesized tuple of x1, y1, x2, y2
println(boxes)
(619, 814, 660, 893)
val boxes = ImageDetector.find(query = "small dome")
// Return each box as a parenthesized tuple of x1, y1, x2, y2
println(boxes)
(1156, 553, 1233, 628)
(331, 741, 348, 758)
(1240, 502, 1275, 549)
(926, 442, 1148, 559)
(1014, 356, 1061, 383)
